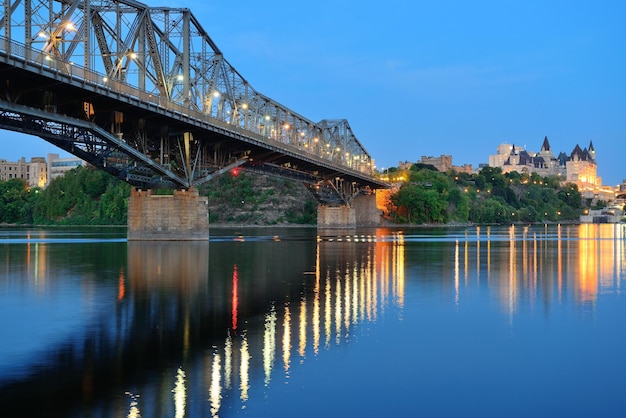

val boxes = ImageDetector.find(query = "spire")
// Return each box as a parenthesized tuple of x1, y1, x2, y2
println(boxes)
(541, 136, 550, 152)
(587, 140, 596, 162)
(570, 144, 583, 160)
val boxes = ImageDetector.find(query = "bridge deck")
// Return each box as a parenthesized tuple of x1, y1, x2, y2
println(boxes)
(0, 0, 388, 202)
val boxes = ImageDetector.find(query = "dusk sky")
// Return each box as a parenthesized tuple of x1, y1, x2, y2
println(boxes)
(3, 0, 625, 185)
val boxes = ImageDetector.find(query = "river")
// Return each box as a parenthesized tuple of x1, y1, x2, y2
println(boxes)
(0, 224, 625, 417)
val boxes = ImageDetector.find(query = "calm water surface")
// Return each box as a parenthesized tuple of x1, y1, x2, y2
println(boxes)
(0, 224, 625, 417)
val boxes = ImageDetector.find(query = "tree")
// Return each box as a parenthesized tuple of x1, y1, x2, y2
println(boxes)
(33, 166, 129, 224)
(447, 187, 469, 222)
(410, 163, 438, 171)
(0, 179, 38, 224)
(391, 183, 448, 224)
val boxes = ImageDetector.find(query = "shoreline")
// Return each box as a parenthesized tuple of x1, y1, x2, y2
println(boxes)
(0, 220, 592, 229)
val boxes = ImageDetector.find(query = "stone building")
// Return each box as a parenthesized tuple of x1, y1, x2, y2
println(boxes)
(488, 137, 600, 192)
(0, 156, 47, 188)
(0, 154, 84, 188)
(420, 155, 452, 172)
(398, 155, 473, 174)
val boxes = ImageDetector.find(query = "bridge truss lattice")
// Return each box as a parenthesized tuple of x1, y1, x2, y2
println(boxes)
(0, 0, 385, 204)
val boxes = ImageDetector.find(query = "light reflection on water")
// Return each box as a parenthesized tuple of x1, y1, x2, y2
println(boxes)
(0, 224, 625, 417)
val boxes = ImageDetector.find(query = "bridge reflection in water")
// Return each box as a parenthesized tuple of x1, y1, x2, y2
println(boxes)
(122, 230, 406, 417)
(1, 225, 624, 417)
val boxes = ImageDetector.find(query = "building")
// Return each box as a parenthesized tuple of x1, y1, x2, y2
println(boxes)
(488, 137, 601, 193)
(565, 142, 600, 191)
(580, 208, 624, 224)
(0, 154, 85, 188)
(420, 155, 452, 172)
(0, 156, 47, 188)
(46, 153, 85, 186)
(395, 155, 473, 174)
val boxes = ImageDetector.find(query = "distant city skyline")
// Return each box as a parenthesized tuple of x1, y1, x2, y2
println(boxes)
(1, 130, 624, 186)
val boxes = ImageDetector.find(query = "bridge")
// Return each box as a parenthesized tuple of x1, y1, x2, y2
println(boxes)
(0, 0, 388, 235)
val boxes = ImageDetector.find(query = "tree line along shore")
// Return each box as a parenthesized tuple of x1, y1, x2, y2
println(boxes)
(0, 164, 606, 227)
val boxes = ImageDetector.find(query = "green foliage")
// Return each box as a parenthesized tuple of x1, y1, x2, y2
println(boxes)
(33, 166, 130, 225)
(4, 162, 588, 228)
(410, 163, 438, 171)
(0, 179, 39, 224)
(389, 167, 585, 225)
(391, 183, 448, 224)
(447, 187, 469, 222)
(0, 167, 129, 225)
(201, 172, 317, 225)
(470, 198, 513, 224)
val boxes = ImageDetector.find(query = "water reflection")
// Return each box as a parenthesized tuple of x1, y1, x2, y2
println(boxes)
(448, 224, 625, 315)
(173, 367, 187, 418)
(0, 225, 624, 417)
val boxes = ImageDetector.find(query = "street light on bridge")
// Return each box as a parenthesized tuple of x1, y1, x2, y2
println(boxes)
(102, 50, 140, 82)
(37, 21, 77, 61)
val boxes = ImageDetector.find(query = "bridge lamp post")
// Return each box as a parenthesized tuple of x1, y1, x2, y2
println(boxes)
(263, 115, 271, 137)
(236, 102, 249, 128)
(299, 131, 306, 149)
(37, 21, 76, 63)
(204, 90, 221, 117)
(108, 50, 139, 81)
(282, 122, 290, 143)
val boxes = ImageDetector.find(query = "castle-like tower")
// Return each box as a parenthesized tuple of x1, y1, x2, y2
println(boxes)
(488, 137, 600, 191)
(566, 141, 599, 191)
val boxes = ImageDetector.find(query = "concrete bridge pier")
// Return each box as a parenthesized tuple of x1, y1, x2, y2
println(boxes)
(317, 193, 381, 228)
(128, 188, 209, 240)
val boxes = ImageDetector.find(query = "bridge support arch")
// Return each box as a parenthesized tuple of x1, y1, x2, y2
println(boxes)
(317, 193, 381, 228)
(128, 188, 209, 240)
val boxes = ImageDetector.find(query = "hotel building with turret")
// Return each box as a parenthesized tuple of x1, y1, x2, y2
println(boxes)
(488, 136, 602, 193)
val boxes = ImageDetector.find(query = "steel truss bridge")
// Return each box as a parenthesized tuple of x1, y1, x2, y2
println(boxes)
(0, 0, 387, 205)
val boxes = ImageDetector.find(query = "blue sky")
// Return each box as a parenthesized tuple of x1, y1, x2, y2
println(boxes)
(3, 0, 625, 185)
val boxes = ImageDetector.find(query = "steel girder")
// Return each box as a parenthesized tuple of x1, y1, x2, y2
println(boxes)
(0, 100, 189, 188)
(0, 0, 386, 205)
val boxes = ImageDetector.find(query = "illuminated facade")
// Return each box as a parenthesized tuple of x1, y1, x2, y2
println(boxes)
(0, 154, 85, 187)
(565, 142, 600, 191)
(488, 137, 601, 192)
(0, 156, 47, 187)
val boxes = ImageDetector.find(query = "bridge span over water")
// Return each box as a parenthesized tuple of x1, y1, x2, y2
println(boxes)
(0, 0, 388, 210)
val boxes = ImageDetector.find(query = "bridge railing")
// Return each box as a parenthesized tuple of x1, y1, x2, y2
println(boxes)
(0, 35, 375, 176)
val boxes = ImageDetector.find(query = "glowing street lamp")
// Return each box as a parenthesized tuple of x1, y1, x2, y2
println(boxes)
(38, 21, 76, 59)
